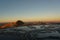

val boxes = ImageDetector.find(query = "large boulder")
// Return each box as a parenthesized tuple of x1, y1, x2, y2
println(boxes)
(16, 20, 24, 27)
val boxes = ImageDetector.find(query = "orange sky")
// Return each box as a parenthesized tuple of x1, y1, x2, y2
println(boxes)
(0, 17, 60, 23)
(0, 0, 60, 23)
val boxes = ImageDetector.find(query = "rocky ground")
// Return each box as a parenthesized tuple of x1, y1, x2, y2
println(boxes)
(0, 31, 60, 40)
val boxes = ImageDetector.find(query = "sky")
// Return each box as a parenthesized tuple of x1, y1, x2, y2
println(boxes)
(0, 0, 60, 22)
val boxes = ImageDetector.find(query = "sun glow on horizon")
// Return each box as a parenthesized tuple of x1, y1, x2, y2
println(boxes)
(0, 16, 60, 23)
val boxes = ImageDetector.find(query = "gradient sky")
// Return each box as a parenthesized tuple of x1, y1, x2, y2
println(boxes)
(0, 0, 60, 22)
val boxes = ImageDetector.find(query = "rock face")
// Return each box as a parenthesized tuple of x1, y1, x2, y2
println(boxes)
(16, 20, 24, 27)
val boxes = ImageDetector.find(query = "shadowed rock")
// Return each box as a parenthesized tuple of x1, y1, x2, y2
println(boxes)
(16, 20, 24, 27)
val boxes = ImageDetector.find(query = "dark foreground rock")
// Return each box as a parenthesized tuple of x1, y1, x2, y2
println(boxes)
(0, 32, 60, 40)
